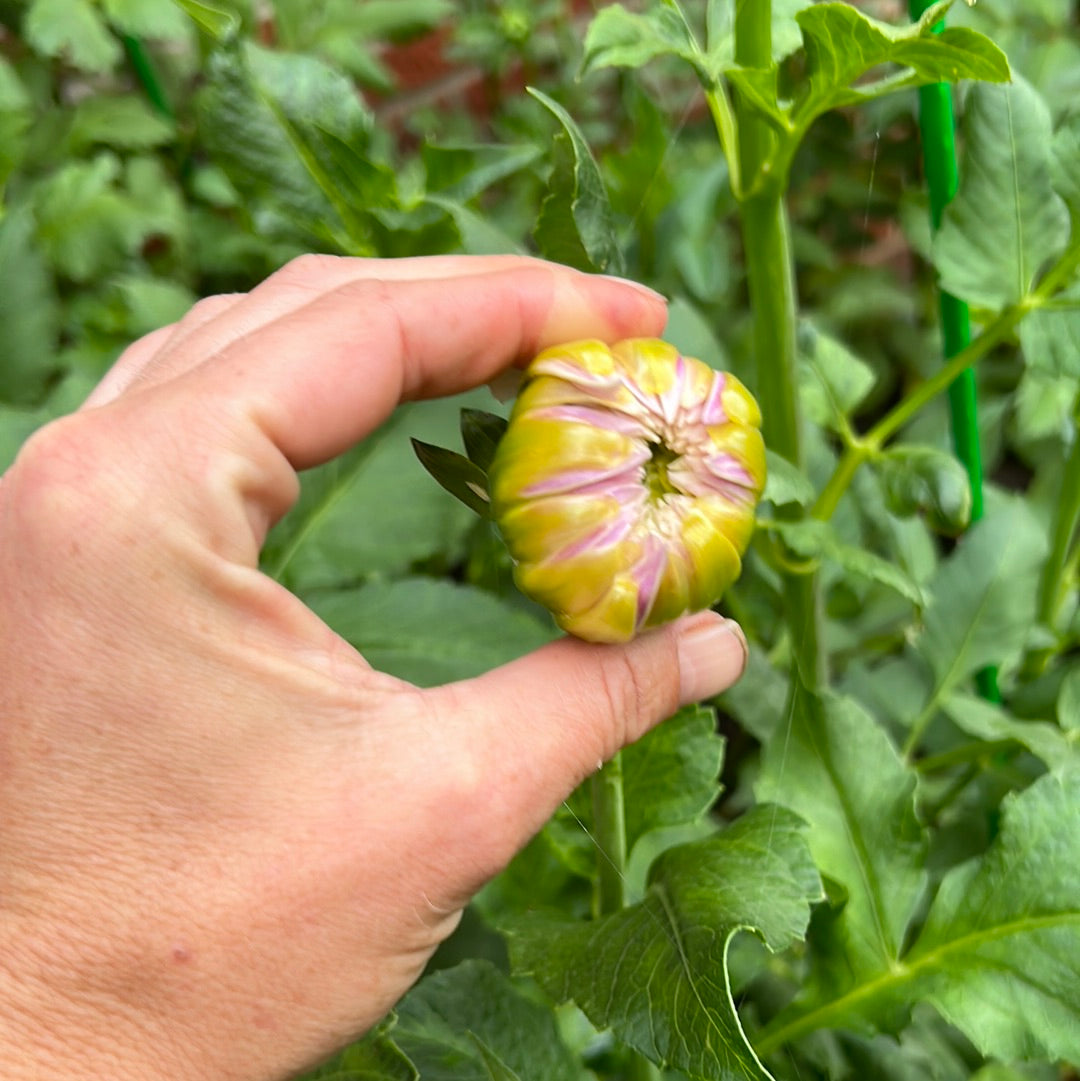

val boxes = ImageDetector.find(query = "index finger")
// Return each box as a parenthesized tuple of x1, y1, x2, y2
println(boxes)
(180, 257, 668, 470)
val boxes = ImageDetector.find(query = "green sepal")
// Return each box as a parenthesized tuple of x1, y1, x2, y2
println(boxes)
(460, 408, 508, 473)
(410, 438, 491, 518)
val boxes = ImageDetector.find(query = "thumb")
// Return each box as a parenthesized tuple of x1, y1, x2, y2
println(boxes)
(421, 611, 747, 879)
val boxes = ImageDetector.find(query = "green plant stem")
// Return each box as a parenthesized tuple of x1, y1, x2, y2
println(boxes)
(590, 758, 660, 1081)
(1039, 391, 1080, 621)
(735, 0, 826, 691)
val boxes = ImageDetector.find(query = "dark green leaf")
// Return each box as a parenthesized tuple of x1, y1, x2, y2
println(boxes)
(934, 80, 1069, 310)
(529, 88, 623, 275)
(422, 144, 542, 204)
(512, 807, 821, 1080)
(758, 691, 926, 984)
(412, 440, 491, 518)
(302, 1015, 417, 1080)
(875, 445, 973, 535)
(308, 578, 555, 687)
(460, 410, 508, 474)
(68, 95, 175, 152)
(0, 57, 31, 188)
(388, 961, 583, 1081)
(0, 208, 58, 405)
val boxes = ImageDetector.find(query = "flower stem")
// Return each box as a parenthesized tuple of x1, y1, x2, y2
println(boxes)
(734, 0, 826, 691)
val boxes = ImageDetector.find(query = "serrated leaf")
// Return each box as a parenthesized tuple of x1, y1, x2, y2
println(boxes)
(197, 43, 381, 250)
(69, 95, 175, 152)
(874, 444, 973, 535)
(512, 806, 821, 1080)
(934, 80, 1069, 310)
(24, 0, 122, 73)
(766, 518, 926, 605)
(762, 451, 815, 507)
(412, 440, 491, 518)
(529, 88, 623, 275)
(262, 398, 482, 591)
(386, 961, 583, 1081)
(581, 5, 699, 78)
(758, 692, 927, 985)
(794, 1, 1008, 123)
(914, 506, 1047, 721)
(797, 322, 876, 433)
(942, 692, 1078, 772)
(460, 410, 508, 474)
(899, 772, 1080, 1060)
(308, 578, 555, 687)
(0, 208, 59, 405)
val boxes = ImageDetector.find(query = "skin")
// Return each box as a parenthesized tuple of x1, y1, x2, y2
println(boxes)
(0, 255, 748, 1081)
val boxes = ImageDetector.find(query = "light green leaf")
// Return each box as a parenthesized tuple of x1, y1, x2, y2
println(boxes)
(1012, 368, 1078, 444)
(794, 1, 1008, 122)
(1060, 668, 1080, 732)
(388, 961, 583, 1081)
(1019, 285, 1080, 379)
(0, 208, 59, 405)
(762, 451, 815, 508)
(942, 692, 1078, 772)
(529, 88, 623, 276)
(113, 276, 197, 338)
(512, 806, 821, 1080)
(102, 0, 190, 38)
(914, 506, 1047, 721)
(1051, 111, 1080, 218)
(581, 4, 698, 78)
(302, 1015, 417, 1080)
(758, 692, 927, 983)
(262, 398, 484, 591)
(308, 578, 554, 687)
(766, 518, 926, 605)
(172, 0, 240, 41)
(197, 43, 382, 251)
(24, 0, 122, 73)
(797, 322, 876, 433)
(900, 772, 1080, 1060)
(934, 80, 1070, 310)
(69, 95, 175, 152)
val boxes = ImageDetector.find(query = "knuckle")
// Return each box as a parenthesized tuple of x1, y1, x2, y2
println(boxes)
(273, 252, 345, 289)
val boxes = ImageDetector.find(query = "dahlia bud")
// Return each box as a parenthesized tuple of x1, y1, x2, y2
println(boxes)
(488, 339, 765, 643)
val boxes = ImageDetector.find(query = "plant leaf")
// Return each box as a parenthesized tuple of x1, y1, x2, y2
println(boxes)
(1019, 284, 1080, 379)
(1051, 111, 1080, 220)
(24, 0, 122, 73)
(797, 322, 876, 432)
(411, 440, 491, 518)
(581, 5, 698, 78)
(460, 409, 508, 474)
(762, 451, 815, 508)
(102, 0, 190, 39)
(757, 691, 926, 985)
(68, 95, 175, 152)
(1060, 668, 1080, 732)
(933, 80, 1070, 310)
(308, 578, 555, 687)
(874, 445, 973, 535)
(529, 88, 623, 275)
(511, 806, 821, 1080)
(172, 0, 240, 41)
(422, 143, 542, 204)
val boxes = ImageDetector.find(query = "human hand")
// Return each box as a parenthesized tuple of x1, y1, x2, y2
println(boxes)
(0, 255, 748, 1081)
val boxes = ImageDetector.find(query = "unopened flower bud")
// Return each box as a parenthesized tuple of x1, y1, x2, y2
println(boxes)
(489, 338, 766, 643)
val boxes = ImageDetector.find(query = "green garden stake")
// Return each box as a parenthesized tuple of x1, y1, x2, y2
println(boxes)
(909, 0, 1000, 703)
(123, 35, 174, 120)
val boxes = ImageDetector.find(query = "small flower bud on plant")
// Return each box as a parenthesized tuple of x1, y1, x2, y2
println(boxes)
(488, 339, 765, 643)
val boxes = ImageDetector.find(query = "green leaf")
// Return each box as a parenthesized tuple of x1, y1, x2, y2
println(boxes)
(796, 322, 876, 433)
(422, 144, 542, 204)
(913, 505, 1047, 722)
(460, 410, 508, 474)
(411, 439, 491, 518)
(262, 398, 482, 591)
(302, 1016, 417, 1080)
(874, 445, 973, 535)
(581, 5, 699, 78)
(308, 578, 555, 687)
(0, 57, 31, 189)
(512, 806, 821, 1080)
(172, 0, 240, 41)
(1019, 285, 1080, 379)
(1012, 368, 1078, 444)
(941, 692, 1078, 773)
(388, 961, 583, 1081)
(529, 88, 623, 276)
(113, 275, 197, 338)
(24, 0, 122, 73)
(1051, 111, 1080, 219)
(794, 1, 1009, 123)
(758, 692, 926, 984)
(934, 80, 1070, 310)
(1060, 668, 1080, 732)
(762, 451, 815, 508)
(0, 208, 59, 406)
(766, 518, 926, 605)
(197, 43, 382, 251)
(69, 95, 175, 152)
(706, 0, 814, 67)
(899, 772, 1080, 1060)
(102, 0, 190, 38)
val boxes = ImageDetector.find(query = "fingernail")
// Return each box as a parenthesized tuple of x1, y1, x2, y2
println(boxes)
(600, 275, 668, 304)
(676, 614, 748, 705)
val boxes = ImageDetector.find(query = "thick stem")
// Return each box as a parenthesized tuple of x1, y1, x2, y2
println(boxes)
(735, 0, 826, 690)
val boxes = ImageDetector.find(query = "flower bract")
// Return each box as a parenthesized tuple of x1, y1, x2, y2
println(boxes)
(488, 338, 766, 643)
